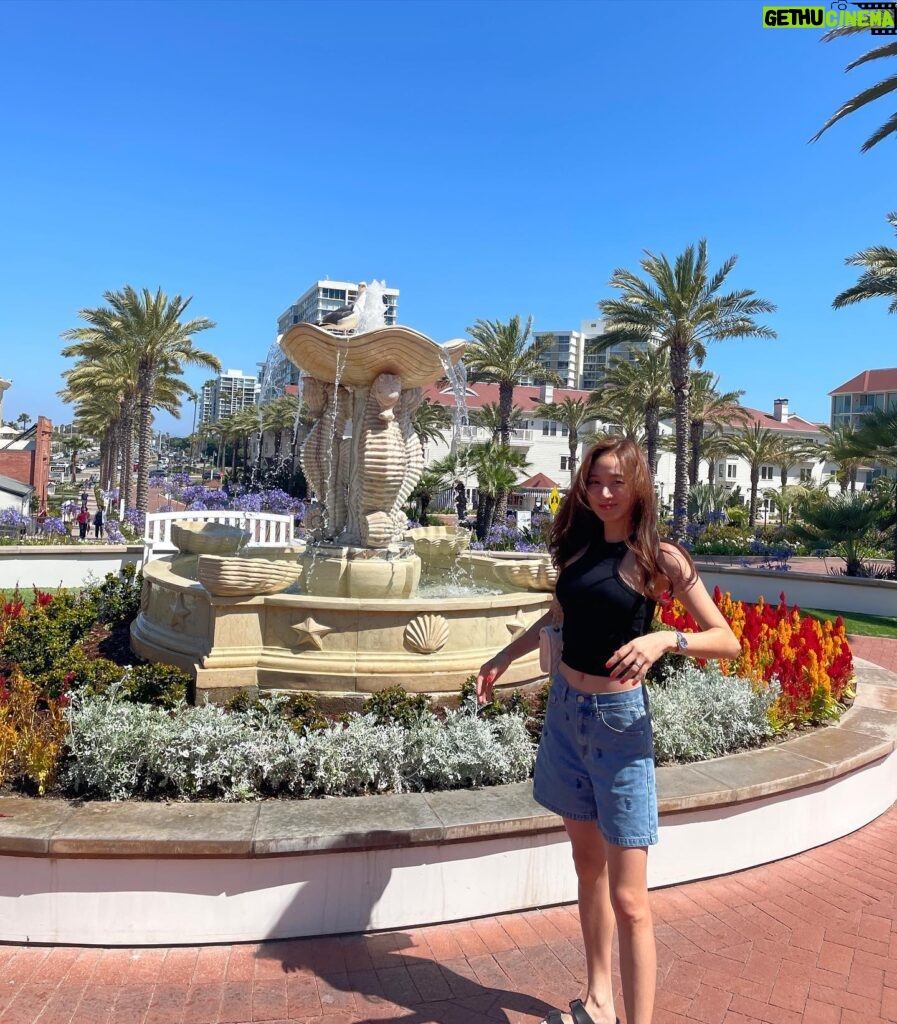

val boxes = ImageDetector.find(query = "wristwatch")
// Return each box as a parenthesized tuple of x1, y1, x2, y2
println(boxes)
(675, 630, 689, 652)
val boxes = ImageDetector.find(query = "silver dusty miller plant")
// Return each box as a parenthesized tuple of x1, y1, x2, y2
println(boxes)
(61, 689, 536, 801)
(649, 661, 779, 765)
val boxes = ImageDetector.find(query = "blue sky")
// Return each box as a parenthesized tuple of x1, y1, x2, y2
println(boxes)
(1, 0, 895, 434)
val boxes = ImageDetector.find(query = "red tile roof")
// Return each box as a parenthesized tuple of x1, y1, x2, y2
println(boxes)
(829, 368, 897, 395)
(518, 472, 559, 489)
(421, 383, 594, 410)
(724, 406, 825, 433)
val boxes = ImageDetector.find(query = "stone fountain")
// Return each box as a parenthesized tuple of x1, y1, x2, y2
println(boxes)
(131, 299, 553, 705)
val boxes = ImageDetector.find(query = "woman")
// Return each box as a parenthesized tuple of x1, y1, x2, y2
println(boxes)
(477, 438, 740, 1024)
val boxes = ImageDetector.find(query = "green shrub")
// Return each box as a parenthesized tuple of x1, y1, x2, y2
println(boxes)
(225, 689, 328, 731)
(85, 564, 142, 627)
(1, 593, 97, 677)
(362, 685, 432, 727)
(123, 663, 190, 708)
(38, 650, 188, 708)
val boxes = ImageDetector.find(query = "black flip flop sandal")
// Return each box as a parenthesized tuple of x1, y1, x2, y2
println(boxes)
(568, 1000, 621, 1024)
(542, 1001, 621, 1024)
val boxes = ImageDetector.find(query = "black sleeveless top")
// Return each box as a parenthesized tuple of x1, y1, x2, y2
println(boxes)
(555, 536, 656, 675)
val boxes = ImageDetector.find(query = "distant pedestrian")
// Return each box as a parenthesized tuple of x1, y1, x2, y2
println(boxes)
(77, 507, 89, 540)
(93, 507, 104, 539)
(80, 489, 89, 507)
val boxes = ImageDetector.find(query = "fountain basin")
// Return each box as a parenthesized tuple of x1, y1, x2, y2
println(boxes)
(196, 554, 303, 597)
(301, 544, 422, 599)
(170, 521, 251, 557)
(405, 525, 472, 569)
(489, 556, 557, 592)
(131, 555, 551, 704)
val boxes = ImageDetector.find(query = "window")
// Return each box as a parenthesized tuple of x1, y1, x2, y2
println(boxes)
(561, 425, 568, 436)
(760, 465, 774, 481)
(560, 456, 569, 471)
(800, 467, 812, 483)
(726, 463, 738, 479)
(542, 422, 549, 436)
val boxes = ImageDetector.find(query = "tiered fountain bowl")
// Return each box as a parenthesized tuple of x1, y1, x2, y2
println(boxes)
(131, 323, 553, 705)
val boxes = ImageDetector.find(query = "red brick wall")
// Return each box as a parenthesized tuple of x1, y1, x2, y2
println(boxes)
(0, 416, 52, 510)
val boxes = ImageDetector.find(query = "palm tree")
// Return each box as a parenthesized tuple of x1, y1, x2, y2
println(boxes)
(464, 316, 561, 522)
(15, 413, 30, 432)
(62, 287, 218, 514)
(531, 395, 606, 483)
(466, 440, 530, 540)
(728, 424, 784, 528)
(229, 407, 262, 478)
(585, 402, 648, 448)
(468, 401, 525, 442)
(598, 347, 672, 474)
(464, 316, 561, 446)
(260, 394, 300, 465)
(813, 423, 863, 493)
(687, 372, 746, 486)
(763, 482, 819, 528)
(700, 428, 736, 487)
(847, 407, 897, 572)
(792, 492, 885, 576)
(594, 241, 776, 540)
(412, 399, 453, 452)
(775, 436, 818, 491)
(831, 211, 897, 313)
(61, 434, 90, 484)
(812, 27, 897, 152)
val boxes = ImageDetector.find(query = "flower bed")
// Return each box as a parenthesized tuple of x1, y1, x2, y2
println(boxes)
(657, 587, 854, 726)
(0, 574, 858, 800)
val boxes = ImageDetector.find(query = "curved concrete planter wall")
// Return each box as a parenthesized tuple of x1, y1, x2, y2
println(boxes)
(698, 562, 897, 617)
(0, 545, 142, 590)
(0, 659, 894, 946)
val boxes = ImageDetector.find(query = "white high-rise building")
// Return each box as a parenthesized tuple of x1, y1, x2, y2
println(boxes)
(580, 319, 650, 391)
(270, 280, 401, 394)
(277, 280, 399, 335)
(527, 320, 650, 392)
(200, 369, 261, 425)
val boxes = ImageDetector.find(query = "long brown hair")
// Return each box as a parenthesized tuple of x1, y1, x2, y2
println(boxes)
(548, 438, 695, 599)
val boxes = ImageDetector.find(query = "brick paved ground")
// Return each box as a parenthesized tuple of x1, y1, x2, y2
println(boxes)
(1, 643, 894, 1024)
(1, 798, 895, 1023)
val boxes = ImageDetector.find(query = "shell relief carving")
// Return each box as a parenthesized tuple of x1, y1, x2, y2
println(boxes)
(404, 614, 450, 654)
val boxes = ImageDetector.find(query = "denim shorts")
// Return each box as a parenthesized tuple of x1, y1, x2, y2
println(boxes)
(533, 671, 658, 847)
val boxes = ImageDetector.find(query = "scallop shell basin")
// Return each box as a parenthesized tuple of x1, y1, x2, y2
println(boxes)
(170, 521, 251, 557)
(490, 558, 558, 592)
(196, 554, 302, 596)
(278, 323, 465, 387)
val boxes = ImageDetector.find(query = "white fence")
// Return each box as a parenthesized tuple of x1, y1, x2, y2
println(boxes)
(143, 511, 296, 564)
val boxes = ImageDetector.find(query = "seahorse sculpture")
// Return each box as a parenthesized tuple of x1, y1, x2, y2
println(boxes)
(325, 384, 351, 538)
(300, 377, 350, 539)
(394, 386, 424, 535)
(357, 372, 405, 547)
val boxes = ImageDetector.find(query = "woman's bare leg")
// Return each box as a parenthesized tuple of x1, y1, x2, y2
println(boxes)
(562, 818, 618, 1024)
(605, 842, 655, 1024)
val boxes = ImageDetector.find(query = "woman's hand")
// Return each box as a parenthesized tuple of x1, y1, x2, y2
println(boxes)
(605, 632, 672, 686)
(476, 650, 511, 704)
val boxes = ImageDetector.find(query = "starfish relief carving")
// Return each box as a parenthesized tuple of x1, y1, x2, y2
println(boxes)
(505, 610, 528, 637)
(291, 616, 333, 651)
(169, 594, 192, 629)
